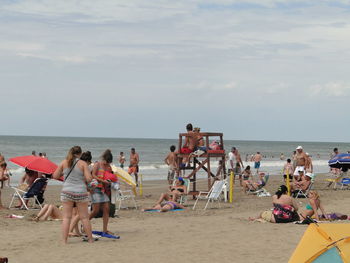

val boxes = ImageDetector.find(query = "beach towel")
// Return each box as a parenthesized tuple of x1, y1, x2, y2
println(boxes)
(92, 231, 120, 239)
(144, 209, 184, 212)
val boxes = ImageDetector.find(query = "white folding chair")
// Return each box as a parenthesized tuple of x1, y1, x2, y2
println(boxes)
(110, 183, 137, 211)
(8, 178, 47, 210)
(193, 180, 225, 210)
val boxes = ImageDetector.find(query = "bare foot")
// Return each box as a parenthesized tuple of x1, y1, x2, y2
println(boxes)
(69, 232, 82, 237)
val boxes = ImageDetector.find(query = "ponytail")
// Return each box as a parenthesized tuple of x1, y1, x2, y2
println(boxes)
(66, 146, 82, 168)
(275, 185, 288, 199)
(101, 149, 113, 164)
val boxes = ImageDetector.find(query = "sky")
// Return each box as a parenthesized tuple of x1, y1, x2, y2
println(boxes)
(1, 0, 350, 142)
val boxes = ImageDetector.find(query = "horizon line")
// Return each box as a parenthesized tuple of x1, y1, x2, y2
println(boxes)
(0, 134, 348, 144)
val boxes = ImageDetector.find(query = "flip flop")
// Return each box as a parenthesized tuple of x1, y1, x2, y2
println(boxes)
(82, 234, 100, 242)
(92, 231, 120, 239)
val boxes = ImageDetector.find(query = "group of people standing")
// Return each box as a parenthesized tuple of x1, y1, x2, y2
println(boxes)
(52, 146, 140, 244)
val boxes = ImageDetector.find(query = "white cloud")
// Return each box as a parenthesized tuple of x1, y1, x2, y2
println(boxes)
(309, 82, 350, 97)
(189, 81, 238, 91)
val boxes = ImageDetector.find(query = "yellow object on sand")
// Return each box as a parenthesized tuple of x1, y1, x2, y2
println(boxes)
(139, 173, 143, 197)
(111, 164, 136, 187)
(289, 223, 350, 263)
(229, 171, 234, 203)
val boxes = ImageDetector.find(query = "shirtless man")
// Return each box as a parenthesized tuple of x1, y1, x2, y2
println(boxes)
(180, 123, 196, 167)
(291, 173, 312, 192)
(128, 148, 140, 186)
(180, 123, 196, 154)
(293, 146, 308, 177)
(305, 153, 313, 173)
(0, 153, 4, 165)
(253, 152, 262, 174)
(164, 145, 177, 185)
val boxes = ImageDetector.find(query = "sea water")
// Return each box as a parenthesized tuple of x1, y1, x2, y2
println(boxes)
(0, 135, 348, 184)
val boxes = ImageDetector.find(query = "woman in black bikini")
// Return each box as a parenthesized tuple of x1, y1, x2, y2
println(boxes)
(142, 178, 187, 212)
(142, 200, 185, 212)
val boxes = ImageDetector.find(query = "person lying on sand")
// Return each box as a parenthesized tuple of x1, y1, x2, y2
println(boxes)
(32, 204, 82, 237)
(249, 185, 299, 223)
(142, 201, 185, 212)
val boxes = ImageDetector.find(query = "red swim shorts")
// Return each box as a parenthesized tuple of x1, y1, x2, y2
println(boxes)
(180, 147, 192, 154)
(128, 166, 137, 174)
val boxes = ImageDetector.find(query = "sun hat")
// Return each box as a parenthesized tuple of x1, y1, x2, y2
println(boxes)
(305, 172, 313, 178)
(296, 146, 303, 150)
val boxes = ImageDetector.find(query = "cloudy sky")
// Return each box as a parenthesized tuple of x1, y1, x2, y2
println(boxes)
(1, 0, 350, 142)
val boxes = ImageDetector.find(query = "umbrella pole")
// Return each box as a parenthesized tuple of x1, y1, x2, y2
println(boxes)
(229, 171, 234, 204)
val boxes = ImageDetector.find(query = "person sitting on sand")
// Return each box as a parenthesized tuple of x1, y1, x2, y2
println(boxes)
(241, 166, 254, 192)
(299, 190, 327, 221)
(249, 185, 299, 223)
(32, 204, 83, 236)
(146, 178, 187, 211)
(142, 200, 185, 212)
(244, 172, 267, 192)
(157, 177, 187, 203)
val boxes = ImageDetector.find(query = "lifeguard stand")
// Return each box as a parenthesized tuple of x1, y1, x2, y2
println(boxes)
(176, 132, 226, 196)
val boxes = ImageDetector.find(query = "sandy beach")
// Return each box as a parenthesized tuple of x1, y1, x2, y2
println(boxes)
(1, 174, 350, 263)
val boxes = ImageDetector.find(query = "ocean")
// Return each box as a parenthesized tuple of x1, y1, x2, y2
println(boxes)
(0, 135, 348, 184)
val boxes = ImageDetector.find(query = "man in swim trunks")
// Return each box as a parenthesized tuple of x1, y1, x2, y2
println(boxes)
(180, 123, 196, 154)
(164, 145, 177, 185)
(128, 148, 140, 186)
(253, 152, 262, 174)
(293, 146, 308, 177)
(180, 123, 197, 168)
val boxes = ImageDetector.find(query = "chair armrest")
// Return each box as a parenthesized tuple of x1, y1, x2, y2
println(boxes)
(11, 187, 26, 194)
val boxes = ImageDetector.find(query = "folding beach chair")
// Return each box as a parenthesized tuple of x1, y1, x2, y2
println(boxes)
(339, 177, 350, 190)
(325, 172, 346, 190)
(292, 173, 316, 198)
(9, 178, 47, 210)
(247, 174, 271, 197)
(193, 180, 225, 210)
(110, 183, 137, 211)
(171, 178, 191, 204)
(178, 178, 191, 205)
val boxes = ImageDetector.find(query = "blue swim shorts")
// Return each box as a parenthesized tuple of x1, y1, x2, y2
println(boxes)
(254, 162, 261, 169)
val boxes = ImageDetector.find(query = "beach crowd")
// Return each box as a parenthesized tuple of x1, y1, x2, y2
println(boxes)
(0, 124, 348, 245)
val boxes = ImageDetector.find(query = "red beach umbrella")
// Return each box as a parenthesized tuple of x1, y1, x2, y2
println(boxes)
(9, 155, 58, 174)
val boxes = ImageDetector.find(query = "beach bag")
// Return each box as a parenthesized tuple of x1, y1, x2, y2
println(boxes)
(95, 202, 116, 218)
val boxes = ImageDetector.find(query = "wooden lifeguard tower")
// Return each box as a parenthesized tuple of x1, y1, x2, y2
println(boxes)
(176, 132, 226, 196)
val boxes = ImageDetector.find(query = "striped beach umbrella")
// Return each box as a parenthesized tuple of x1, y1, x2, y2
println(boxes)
(328, 153, 350, 170)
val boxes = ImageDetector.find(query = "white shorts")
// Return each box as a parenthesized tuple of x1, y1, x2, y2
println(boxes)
(294, 166, 305, 176)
